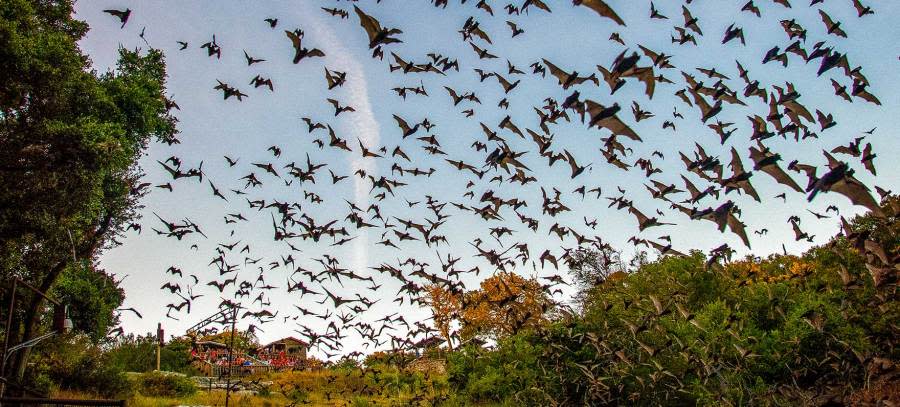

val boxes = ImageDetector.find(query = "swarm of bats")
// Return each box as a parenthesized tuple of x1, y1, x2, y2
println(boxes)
(102, 0, 892, 360)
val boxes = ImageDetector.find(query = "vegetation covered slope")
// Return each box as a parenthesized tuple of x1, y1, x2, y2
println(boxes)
(446, 197, 898, 405)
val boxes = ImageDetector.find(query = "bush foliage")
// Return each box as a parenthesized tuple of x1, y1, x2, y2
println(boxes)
(25, 334, 132, 398)
(446, 198, 899, 405)
(133, 371, 196, 398)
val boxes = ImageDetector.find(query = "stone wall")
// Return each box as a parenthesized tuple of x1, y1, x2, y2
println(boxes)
(405, 357, 446, 375)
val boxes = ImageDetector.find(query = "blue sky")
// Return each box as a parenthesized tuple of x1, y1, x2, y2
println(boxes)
(74, 0, 899, 356)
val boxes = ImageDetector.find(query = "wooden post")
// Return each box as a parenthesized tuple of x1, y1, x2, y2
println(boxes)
(0, 278, 17, 398)
(156, 323, 164, 371)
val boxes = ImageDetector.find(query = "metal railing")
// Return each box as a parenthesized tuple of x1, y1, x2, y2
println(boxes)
(199, 360, 276, 377)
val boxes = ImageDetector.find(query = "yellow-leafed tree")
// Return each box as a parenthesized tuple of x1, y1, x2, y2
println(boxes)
(426, 273, 552, 344)
(424, 284, 462, 349)
(461, 272, 551, 341)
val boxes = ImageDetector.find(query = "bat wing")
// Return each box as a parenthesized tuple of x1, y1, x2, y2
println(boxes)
(819, 10, 835, 29)
(628, 206, 650, 227)
(564, 150, 579, 174)
(631, 67, 656, 98)
(157, 160, 180, 178)
(783, 99, 814, 122)
(729, 147, 746, 175)
(354, 6, 380, 43)
(639, 45, 659, 61)
(472, 26, 493, 44)
(542, 59, 569, 85)
(284, 30, 301, 49)
(444, 86, 460, 100)
(681, 174, 700, 198)
(762, 163, 802, 192)
(831, 176, 883, 215)
(670, 203, 694, 217)
(529, 0, 552, 13)
(855, 89, 882, 105)
(600, 115, 642, 142)
(682, 6, 692, 24)
(726, 213, 750, 247)
(581, 0, 626, 26)
(393, 115, 411, 133)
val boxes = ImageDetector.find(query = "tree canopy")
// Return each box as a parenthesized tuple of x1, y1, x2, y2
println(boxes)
(51, 263, 125, 342)
(0, 0, 177, 383)
(198, 329, 259, 353)
(427, 272, 551, 345)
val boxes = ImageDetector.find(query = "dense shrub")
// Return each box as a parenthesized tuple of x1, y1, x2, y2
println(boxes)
(270, 357, 447, 404)
(49, 354, 133, 399)
(24, 334, 133, 398)
(18, 331, 198, 400)
(446, 199, 899, 405)
(331, 356, 362, 371)
(363, 350, 417, 368)
(446, 336, 544, 403)
(104, 333, 196, 374)
(134, 371, 196, 397)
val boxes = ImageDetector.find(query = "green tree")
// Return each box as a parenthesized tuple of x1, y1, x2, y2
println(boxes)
(0, 0, 177, 384)
(51, 262, 125, 342)
(199, 329, 259, 353)
(104, 334, 157, 373)
(423, 284, 461, 349)
(104, 334, 195, 374)
(159, 336, 196, 374)
(564, 246, 629, 307)
(25, 334, 133, 398)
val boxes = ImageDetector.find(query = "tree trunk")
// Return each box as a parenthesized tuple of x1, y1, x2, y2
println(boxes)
(9, 260, 67, 393)
(9, 213, 113, 386)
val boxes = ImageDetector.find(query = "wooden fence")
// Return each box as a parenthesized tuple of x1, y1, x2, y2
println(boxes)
(0, 397, 125, 407)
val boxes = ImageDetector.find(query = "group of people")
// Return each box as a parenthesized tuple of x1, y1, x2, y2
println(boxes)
(255, 350, 301, 368)
(190, 348, 243, 366)
(190, 347, 300, 370)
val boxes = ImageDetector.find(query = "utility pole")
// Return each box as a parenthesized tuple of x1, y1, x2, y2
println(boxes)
(224, 307, 238, 407)
(183, 306, 240, 406)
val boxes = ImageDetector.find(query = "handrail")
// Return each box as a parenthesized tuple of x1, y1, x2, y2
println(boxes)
(4, 332, 57, 363)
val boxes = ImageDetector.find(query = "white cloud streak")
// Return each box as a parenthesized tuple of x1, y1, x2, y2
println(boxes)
(304, 14, 381, 274)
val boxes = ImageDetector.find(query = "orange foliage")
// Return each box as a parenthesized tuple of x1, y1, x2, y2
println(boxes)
(459, 272, 550, 340)
(727, 256, 816, 285)
(426, 273, 551, 344)
(424, 284, 462, 349)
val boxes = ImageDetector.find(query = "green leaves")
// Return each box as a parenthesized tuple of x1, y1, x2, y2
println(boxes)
(447, 202, 899, 404)
(0, 4, 178, 387)
(52, 262, 125, 342)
